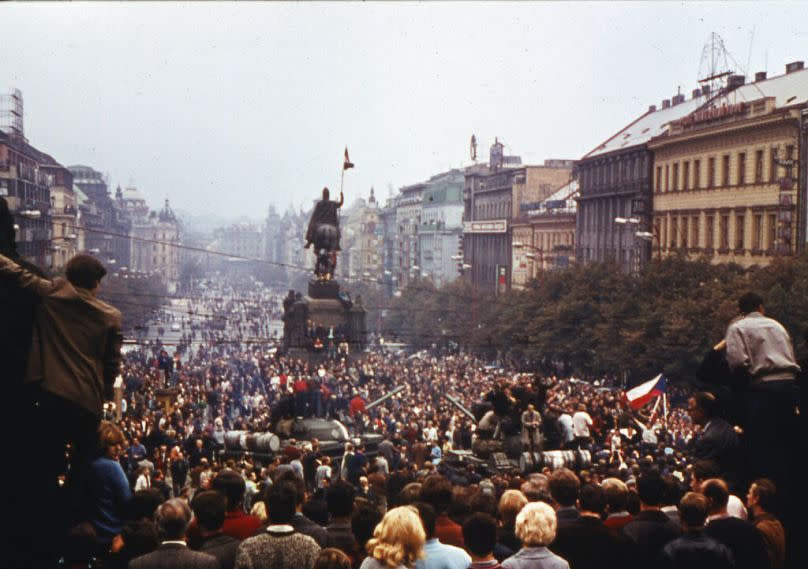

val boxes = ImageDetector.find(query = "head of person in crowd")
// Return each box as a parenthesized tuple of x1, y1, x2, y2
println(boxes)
(515, 501, 558, 548)
(738, 291, 765, 315)
(66, 253, 108, 295)
(549, 468, 580, 510)
(700, 478, 729, 516)
(414, 502, 438, 540)
(498, 489, 528, 528)
(98, 420, 127, 460)
(398, 482, 422, 506)
(265, 480, 298, 525)
(601, 478, 629, 515)
(313, 548, 352, 569)
(62, 523, 98, 567)
(678, 492, 709, 532)
(112, 520, 159, 562)
(365, 506, 425, 569)
(661, 474, 683, 510)
(470, 491, 498, 517)
(578, 484, 607, 518)
(277, 470, 307, 511)
(746, 478, 777, 517)
(520, 474, 551, 503)
(462, 513, 499, 562)
(690, 459, 719, 492)
(211, 468, 247, 512)
(126, 489, 165, 522)
(191, 490, 227, 535)
(352, 503, 384, 554)
(637, 469, 665, 509)
(687, 392, 719, 427)
(326, 480, 356, 522)
(154, 499, 193, 541)
(303, 499, 330, 526)
(419, 475, 453, 515)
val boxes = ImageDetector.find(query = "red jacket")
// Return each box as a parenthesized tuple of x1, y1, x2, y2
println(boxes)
(349, 397, 366, 417)
(435, 515, 464, 548)
(222, 510, 262, 540)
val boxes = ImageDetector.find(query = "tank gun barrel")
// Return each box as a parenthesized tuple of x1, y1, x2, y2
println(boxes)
(443, 394, 477, 422)
(366, 385, 406, 410)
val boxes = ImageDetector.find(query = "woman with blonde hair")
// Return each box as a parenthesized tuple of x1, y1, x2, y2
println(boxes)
(502, 502, 569, 569)
(360, 506, 425, 569)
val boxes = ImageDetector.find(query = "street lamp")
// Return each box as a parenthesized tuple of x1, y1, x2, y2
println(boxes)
(613, 217, 645, 273)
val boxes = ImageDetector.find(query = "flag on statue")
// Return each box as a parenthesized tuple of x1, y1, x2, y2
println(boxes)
(623, 373, 666, 409)
(343, 147, 354, 170)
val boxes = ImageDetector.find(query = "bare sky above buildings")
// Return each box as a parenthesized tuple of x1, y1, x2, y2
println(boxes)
(1, 2, 806, 220)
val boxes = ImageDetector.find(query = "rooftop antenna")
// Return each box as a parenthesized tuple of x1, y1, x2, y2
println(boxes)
(697, 32, 733, 94)
(745, 26, 755, 78)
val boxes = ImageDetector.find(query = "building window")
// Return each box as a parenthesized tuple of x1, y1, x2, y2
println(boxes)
(691, 216, 699, 248)
(770, 147, 778, 182)
(723, 155, 731, 186)
(735, 214, 745, 250)
(656, 166, 662, 193)
(708, 157, 716, 188)
(661, 217, 668, 249)
(738, 152, 746, 185)
(681, 217, 689, 248)
(785, 145, 795, 178)
(755, 150, 764, 183)
(720, 215, 729, 250)
(753, 214, 763, 251)
(683, 162, 690, 190)
(694, 160, 701, 189)
(672, 163, 679, 191)
(767, 213, 777, 251)
(706, 216, 714, 249)
(665, 165, 670, 192)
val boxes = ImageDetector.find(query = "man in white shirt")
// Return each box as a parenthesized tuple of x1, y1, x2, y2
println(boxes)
(572, 404, 593, 449)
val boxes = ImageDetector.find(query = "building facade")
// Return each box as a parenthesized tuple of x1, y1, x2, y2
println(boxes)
(0, 129, 54, 268)
(129, 198, 181, 291)
(42, 159, 78, 270)
(464, 145, 572, 292)
(649, 64, 807, 268)
(511, 180, 578, 288)
(69, 164, 131, 267)
(576, 90, 708, 272)
(393, 182, 424, 287)
(418, 170, 465, 287)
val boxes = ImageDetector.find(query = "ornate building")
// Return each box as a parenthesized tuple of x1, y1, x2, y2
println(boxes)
(576, 90, 708, 272)
(511, 180, 578, 288)
(649, 63, 807, 268)
(130, 197, 181, 291)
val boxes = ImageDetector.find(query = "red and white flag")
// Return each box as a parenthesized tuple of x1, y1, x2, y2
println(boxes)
(343, 147, 354, 170)
(623, 373, 666, 409)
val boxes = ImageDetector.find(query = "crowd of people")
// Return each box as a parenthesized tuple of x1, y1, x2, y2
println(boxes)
(0, 233, 800, 569)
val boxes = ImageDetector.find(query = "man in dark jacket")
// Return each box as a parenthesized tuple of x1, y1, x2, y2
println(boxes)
(622, 470, 681, 568)
(551, 484, 635, 569)
(192, 491, 240, 569)
(702, 479, 769, 569)
(687, 392, 740, 489)
(130, 499, 218, 569)
(659, 492, 733, 569)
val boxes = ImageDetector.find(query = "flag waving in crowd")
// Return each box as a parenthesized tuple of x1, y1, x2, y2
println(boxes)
(623, 373, 666, 409)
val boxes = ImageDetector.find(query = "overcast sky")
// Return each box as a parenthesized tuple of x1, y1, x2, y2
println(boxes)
(1, 2, 806, 220)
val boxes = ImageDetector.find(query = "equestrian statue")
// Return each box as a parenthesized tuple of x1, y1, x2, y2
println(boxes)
(305, 186, 343, 280)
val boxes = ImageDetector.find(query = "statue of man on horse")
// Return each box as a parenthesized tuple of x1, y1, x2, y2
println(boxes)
(305, 187, 343, 280)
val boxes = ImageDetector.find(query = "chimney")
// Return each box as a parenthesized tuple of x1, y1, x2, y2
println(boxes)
(727, 74, 746, 88)
(672, 94, 686, 105)
(702, 84, 711, 95)
(648, 104, 657, 113)
(754, 71, 767, 82)
(692, 88, 702, 98)
(786, 61, 805, 74)
(662, 99, 671, 109)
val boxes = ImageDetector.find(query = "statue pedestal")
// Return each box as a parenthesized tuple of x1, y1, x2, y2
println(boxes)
(308, 280, 341, 300)
(282, 279, 366, 361)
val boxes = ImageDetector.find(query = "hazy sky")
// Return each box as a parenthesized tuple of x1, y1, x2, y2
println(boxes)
(1, 2, 806, 219)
